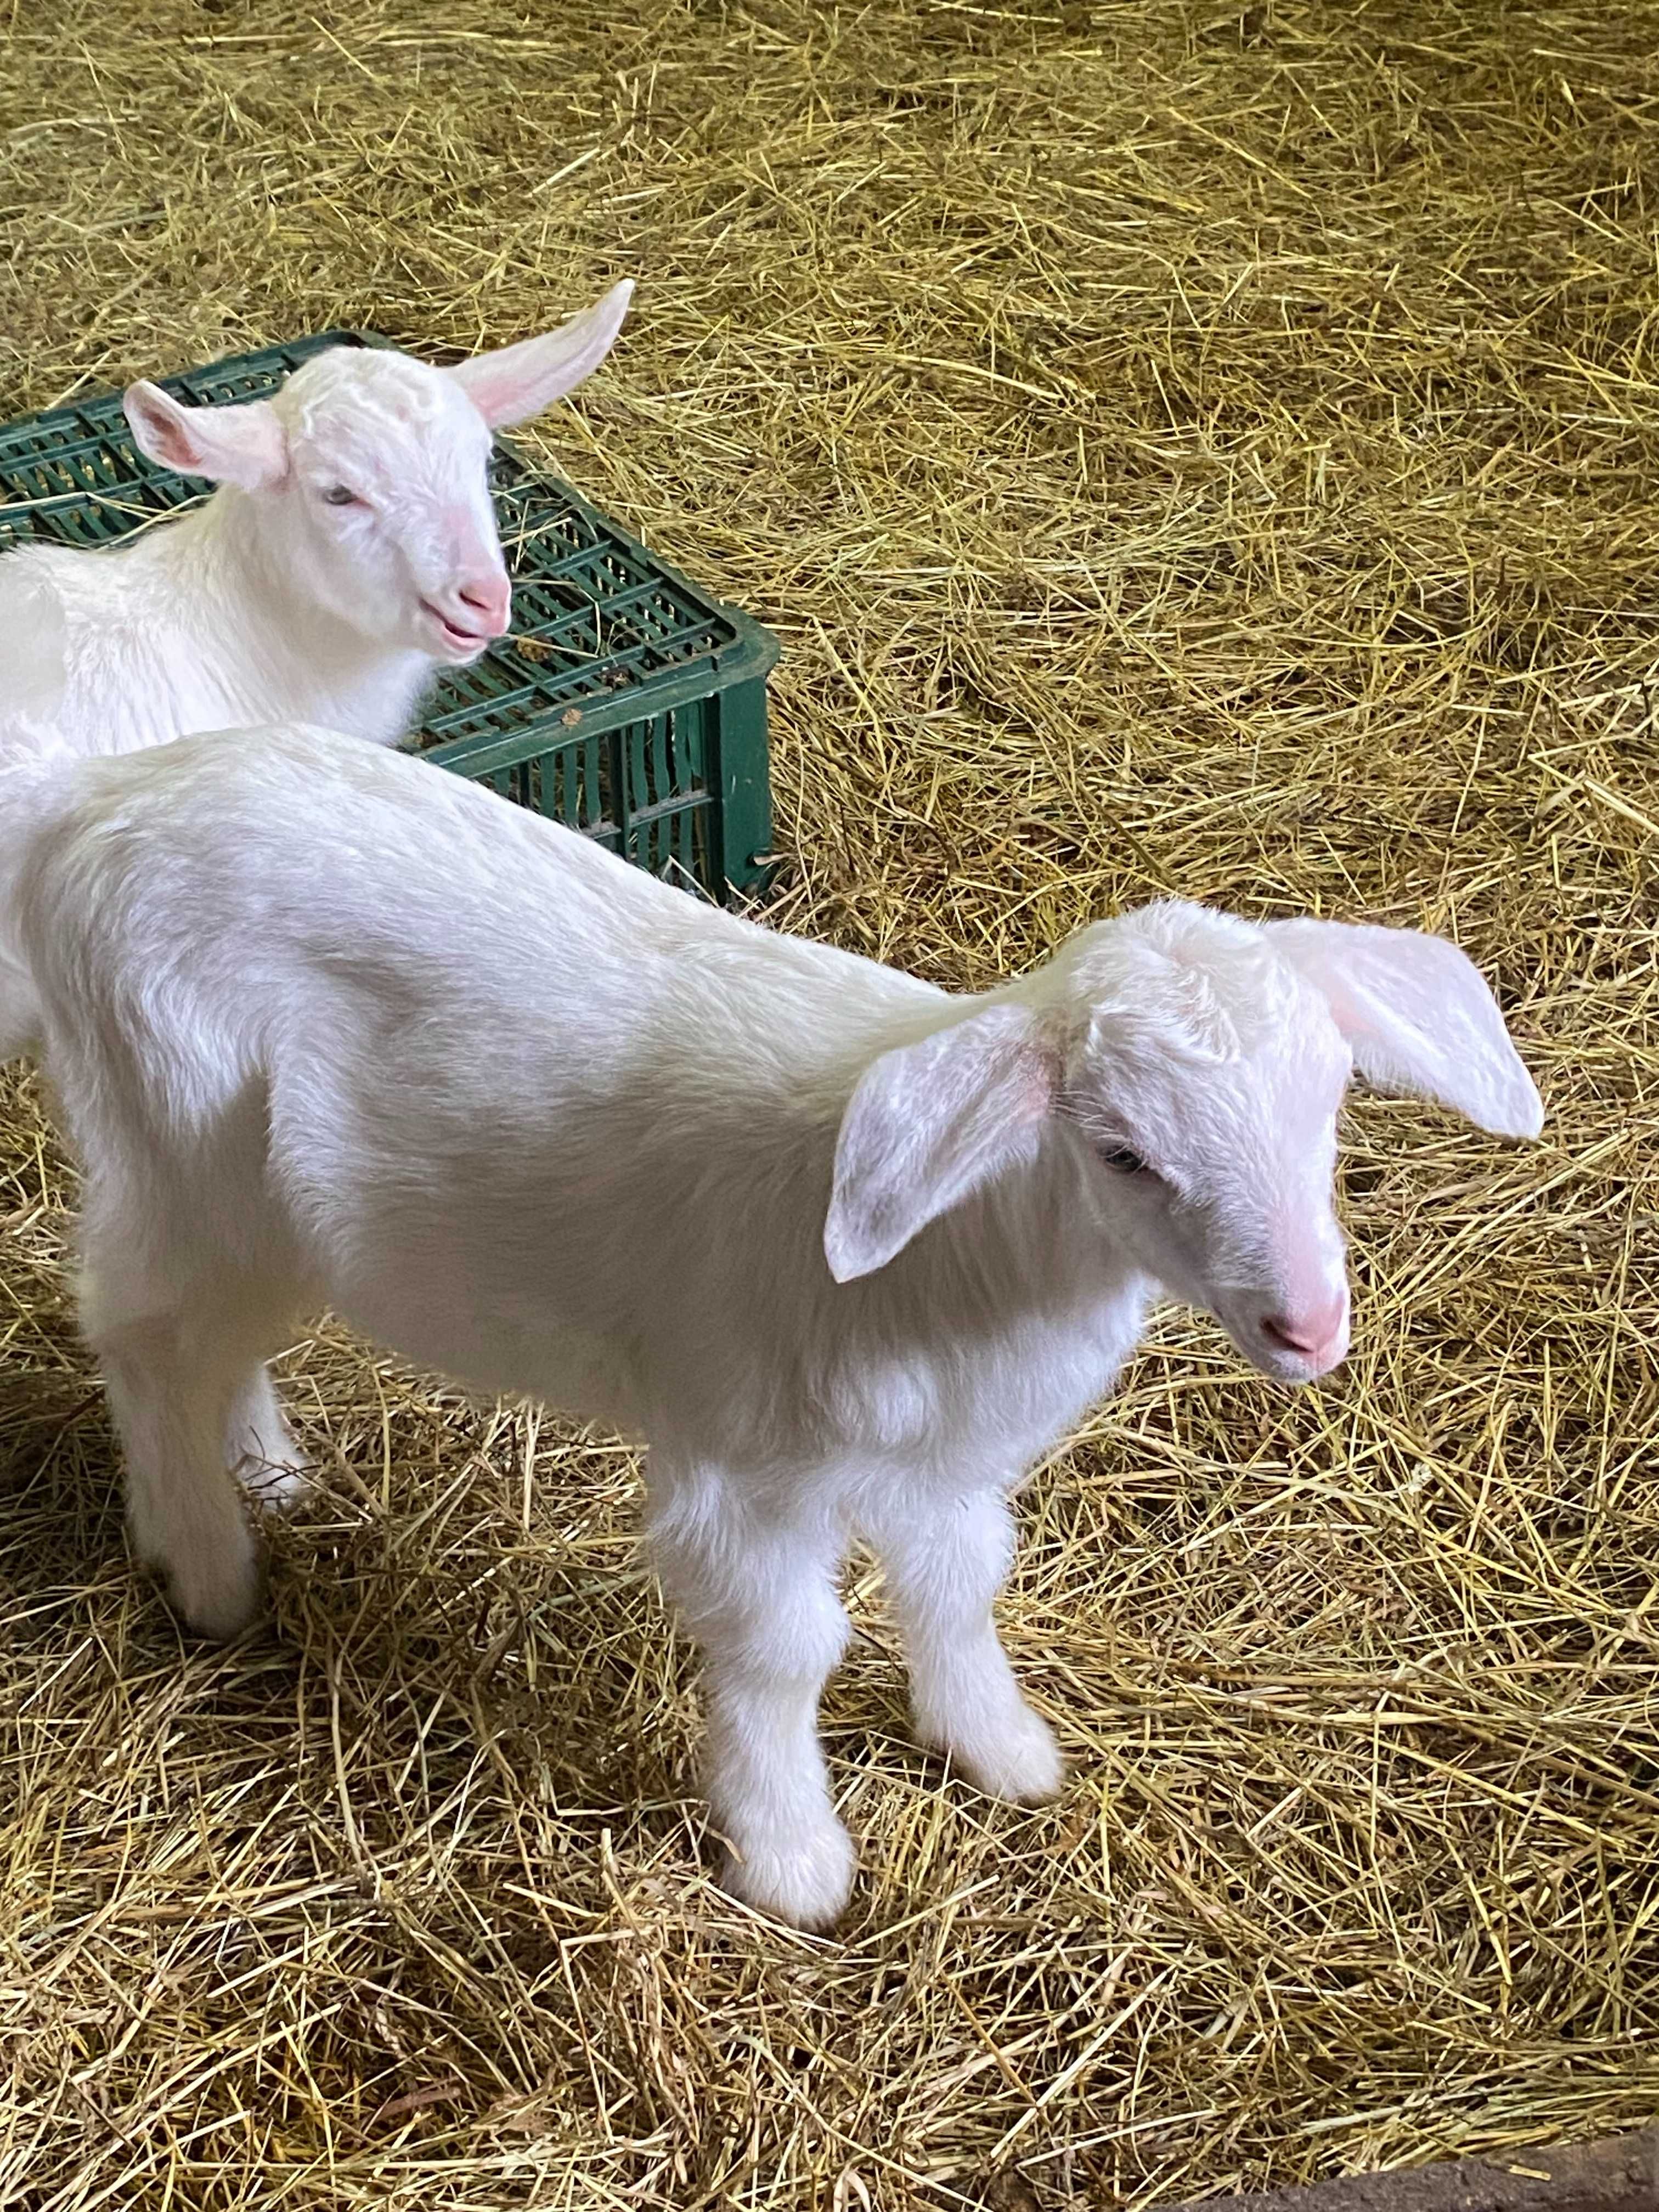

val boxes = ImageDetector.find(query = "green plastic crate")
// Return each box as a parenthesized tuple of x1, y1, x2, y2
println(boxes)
(0, 332, 779, 902)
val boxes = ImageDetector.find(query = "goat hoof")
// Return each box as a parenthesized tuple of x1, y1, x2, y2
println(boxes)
(167, 1550, 261, 1643)
(719, 1818, 857, 1932)
(928, 1701, 1064, 1805)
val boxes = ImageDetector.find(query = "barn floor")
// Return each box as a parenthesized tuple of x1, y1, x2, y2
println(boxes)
(3, 3, 1658, 2207)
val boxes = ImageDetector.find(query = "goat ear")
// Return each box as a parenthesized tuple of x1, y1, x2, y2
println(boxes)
(825, 1004, 1056, 1284)
(447, 279, 634, 429)
(123, 382, 289, 493)
(1263, 918, 1543, 1139)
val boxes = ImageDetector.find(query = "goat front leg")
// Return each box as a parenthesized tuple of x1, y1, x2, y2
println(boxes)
(865, 1485, 1062, 1804)
(646, 1474, 855, 1931)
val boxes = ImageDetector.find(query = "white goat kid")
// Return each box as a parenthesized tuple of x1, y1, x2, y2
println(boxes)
(12, 726, 1544, 1928)
(0, 280, 632, 760)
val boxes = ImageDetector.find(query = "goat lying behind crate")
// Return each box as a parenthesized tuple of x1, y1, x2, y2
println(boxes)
(0, 280, 631, 766)
(4, 726, 1544, 1928)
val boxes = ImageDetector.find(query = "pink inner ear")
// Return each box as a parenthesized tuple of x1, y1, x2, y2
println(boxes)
(447, 280, 635, 430)
(127, 384, 287, 490)
(450, 340, 591, 431)
(454, 359, 539, 428)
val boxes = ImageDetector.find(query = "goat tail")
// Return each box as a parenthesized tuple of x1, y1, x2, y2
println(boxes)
(0, 744, 77, 1060)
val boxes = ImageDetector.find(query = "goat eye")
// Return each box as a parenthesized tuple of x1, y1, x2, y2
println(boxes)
(321, 484, 360, 507)
(1098, 1144, 1148, 1175)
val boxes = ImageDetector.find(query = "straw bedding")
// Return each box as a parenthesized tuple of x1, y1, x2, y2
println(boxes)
(2, 2, 1657, 2206)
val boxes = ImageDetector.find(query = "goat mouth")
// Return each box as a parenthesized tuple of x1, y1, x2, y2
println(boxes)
(420, 602, 493, 654)
(1245, 1334, 1346, 1386)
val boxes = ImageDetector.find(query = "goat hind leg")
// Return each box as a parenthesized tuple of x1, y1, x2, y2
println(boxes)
(88, 1267, 291, 1639)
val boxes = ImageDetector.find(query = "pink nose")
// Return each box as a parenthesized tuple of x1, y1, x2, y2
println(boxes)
(1262, 1293, 1347, 1358)
(453, 574, 512, 636)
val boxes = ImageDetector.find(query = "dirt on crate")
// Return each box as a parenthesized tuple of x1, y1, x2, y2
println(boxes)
(2, 2, 1658, 2209)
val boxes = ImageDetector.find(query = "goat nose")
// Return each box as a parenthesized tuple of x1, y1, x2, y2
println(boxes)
(1274, 1291, 1353, 1353)
(455, 575, 512, 634)
(1262, 1293, 1347, 1356)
